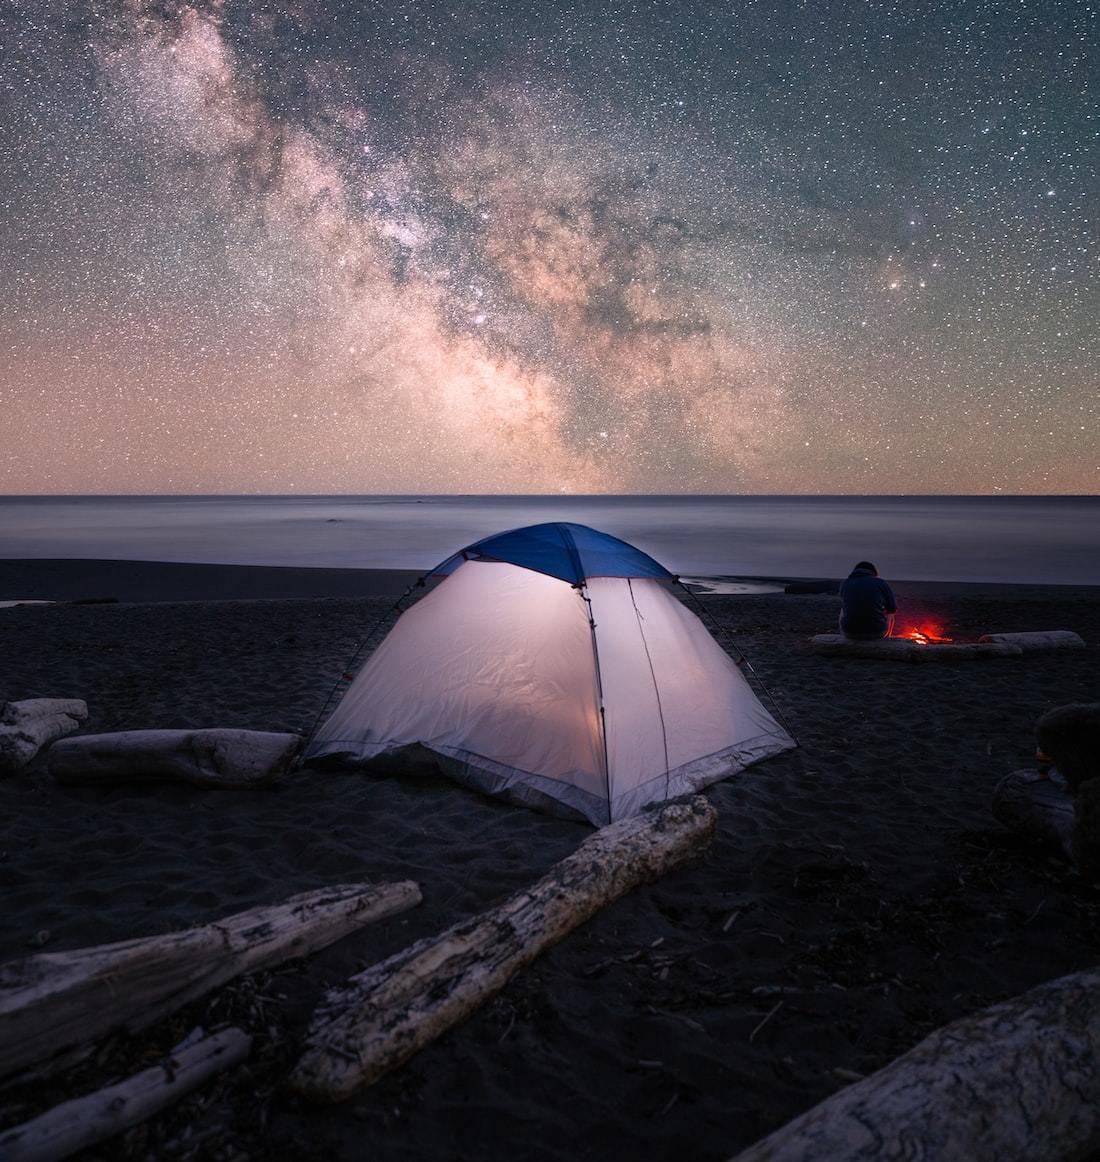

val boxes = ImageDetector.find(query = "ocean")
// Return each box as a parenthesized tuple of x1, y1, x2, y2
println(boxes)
(0, 495, 1097, 585)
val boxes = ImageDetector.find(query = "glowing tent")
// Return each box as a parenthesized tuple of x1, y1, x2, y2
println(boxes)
(306, 523, 795, 825)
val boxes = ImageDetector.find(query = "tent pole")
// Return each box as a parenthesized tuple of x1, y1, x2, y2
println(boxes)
(627, 578, 671, 800)
(580, 584, 612, 823)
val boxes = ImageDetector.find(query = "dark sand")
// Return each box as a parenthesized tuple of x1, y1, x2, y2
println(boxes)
(2, 560, 1100, 1161)
(0, 558, 423, 603)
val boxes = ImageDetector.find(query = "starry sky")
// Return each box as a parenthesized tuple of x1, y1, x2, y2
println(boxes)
(1, 0, 1096, 494)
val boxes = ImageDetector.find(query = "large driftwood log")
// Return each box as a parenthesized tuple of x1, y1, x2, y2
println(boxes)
(809, 635, 1022, 661)
(0, 1028, 251, 1162)
(0, 700, 88, 773)
(979, 630, 1086, 652)
(290, 796, 718, 1102)
(728, 964, 1100, 1162)
(48, 728, 302, 788)
(0, 881, 421, 1084)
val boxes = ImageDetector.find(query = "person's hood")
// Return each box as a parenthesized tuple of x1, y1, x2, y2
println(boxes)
(848, 567, 877, 578)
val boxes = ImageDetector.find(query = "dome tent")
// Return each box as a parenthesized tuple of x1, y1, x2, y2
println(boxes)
(306, 523, 795, 825)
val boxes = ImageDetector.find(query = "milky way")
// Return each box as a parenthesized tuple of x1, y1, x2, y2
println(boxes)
(1, 0, 1096, 493)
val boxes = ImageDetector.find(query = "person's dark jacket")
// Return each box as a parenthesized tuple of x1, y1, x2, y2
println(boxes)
(839, 567, 897, 638)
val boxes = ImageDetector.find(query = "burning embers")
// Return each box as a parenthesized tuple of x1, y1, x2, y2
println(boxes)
(896, 625, 953, 646)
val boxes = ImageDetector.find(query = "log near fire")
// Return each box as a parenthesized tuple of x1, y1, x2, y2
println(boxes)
(809, 634, 1022, 661)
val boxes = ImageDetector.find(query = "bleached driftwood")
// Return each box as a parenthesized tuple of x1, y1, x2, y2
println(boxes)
(992, 769, 1075, 859)
(290, 796, 718, 1102)
(0, 1027, 251, 1162)
(809, 635, 1022, 661)
(0, 880, 421, 1084)
(48, 728, 302, 788)
(727, 964, 1100, 1162)
(979, 630, 1086, 652)
(0, 700, 88, 773)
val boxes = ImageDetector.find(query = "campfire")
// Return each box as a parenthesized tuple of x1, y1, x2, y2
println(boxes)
(895, 625, 953, 646)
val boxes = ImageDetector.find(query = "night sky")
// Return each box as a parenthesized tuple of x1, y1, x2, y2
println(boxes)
(1, 0, 1096, 494)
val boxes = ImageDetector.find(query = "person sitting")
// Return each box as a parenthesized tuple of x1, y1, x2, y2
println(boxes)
(838, 560, 897, 640)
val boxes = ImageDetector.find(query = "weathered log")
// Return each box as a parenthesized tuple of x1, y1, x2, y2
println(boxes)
(809, 635, 1021, 661)
(290, 796, 718, 1102)
(979, 630, 1086, 652)
(0, 880, 421, 1083)
(727, 964, 1100, 1162)
(905, 642, 1023, 662)
(809, 635, 917, 659)
(0, 1027, 251, 1162)
(48, 728, 302, 788)
(0, 700, 88, 773)
(992, 768, 1075, 859)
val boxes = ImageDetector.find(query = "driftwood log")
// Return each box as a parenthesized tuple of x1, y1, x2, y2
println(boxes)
(809, 635, 1022, 662)
(0, 700, 88, 773)
(979, 630, 1086, 652)
(0, 880, 421, 1083)
(290, 796, 718, 1102)
(728, 964, 1100, 1162)
(0, 1027, 251, 1162)
(48, 728, 302, 788)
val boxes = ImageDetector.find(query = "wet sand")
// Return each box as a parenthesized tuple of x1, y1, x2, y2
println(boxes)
(1, 560, 1099, 1161)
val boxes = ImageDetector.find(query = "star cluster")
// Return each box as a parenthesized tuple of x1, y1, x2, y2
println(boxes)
(0, 0, 1096, 493)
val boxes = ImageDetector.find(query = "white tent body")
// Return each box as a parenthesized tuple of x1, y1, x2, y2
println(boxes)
(310, 559, 794, 825)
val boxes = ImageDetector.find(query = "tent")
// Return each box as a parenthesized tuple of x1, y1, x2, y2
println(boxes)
(305, 523, 795, 825)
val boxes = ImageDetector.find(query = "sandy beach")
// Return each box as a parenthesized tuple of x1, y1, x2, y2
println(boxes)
(2, 558, 1099, 1161)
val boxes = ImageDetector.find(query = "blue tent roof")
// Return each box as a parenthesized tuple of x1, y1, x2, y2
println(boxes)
(429, 522, 675, 586)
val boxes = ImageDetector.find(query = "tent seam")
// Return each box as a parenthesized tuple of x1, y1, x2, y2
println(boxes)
(627, 577, 671, 798)
(580, 583, 612, 815)
(556, 522, 586, 586)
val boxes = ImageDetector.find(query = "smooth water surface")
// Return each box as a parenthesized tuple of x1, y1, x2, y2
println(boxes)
(0, 495, 1097, 584)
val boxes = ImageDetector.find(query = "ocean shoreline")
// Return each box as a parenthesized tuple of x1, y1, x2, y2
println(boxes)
(2, 557, 1100, 605)
(2, 494, 1097, 586)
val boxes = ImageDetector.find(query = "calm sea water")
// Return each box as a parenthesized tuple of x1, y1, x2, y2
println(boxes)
(0, 496, 1097, 585)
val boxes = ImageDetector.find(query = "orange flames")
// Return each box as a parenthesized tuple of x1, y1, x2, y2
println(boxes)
(896, 625, 953, 645)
